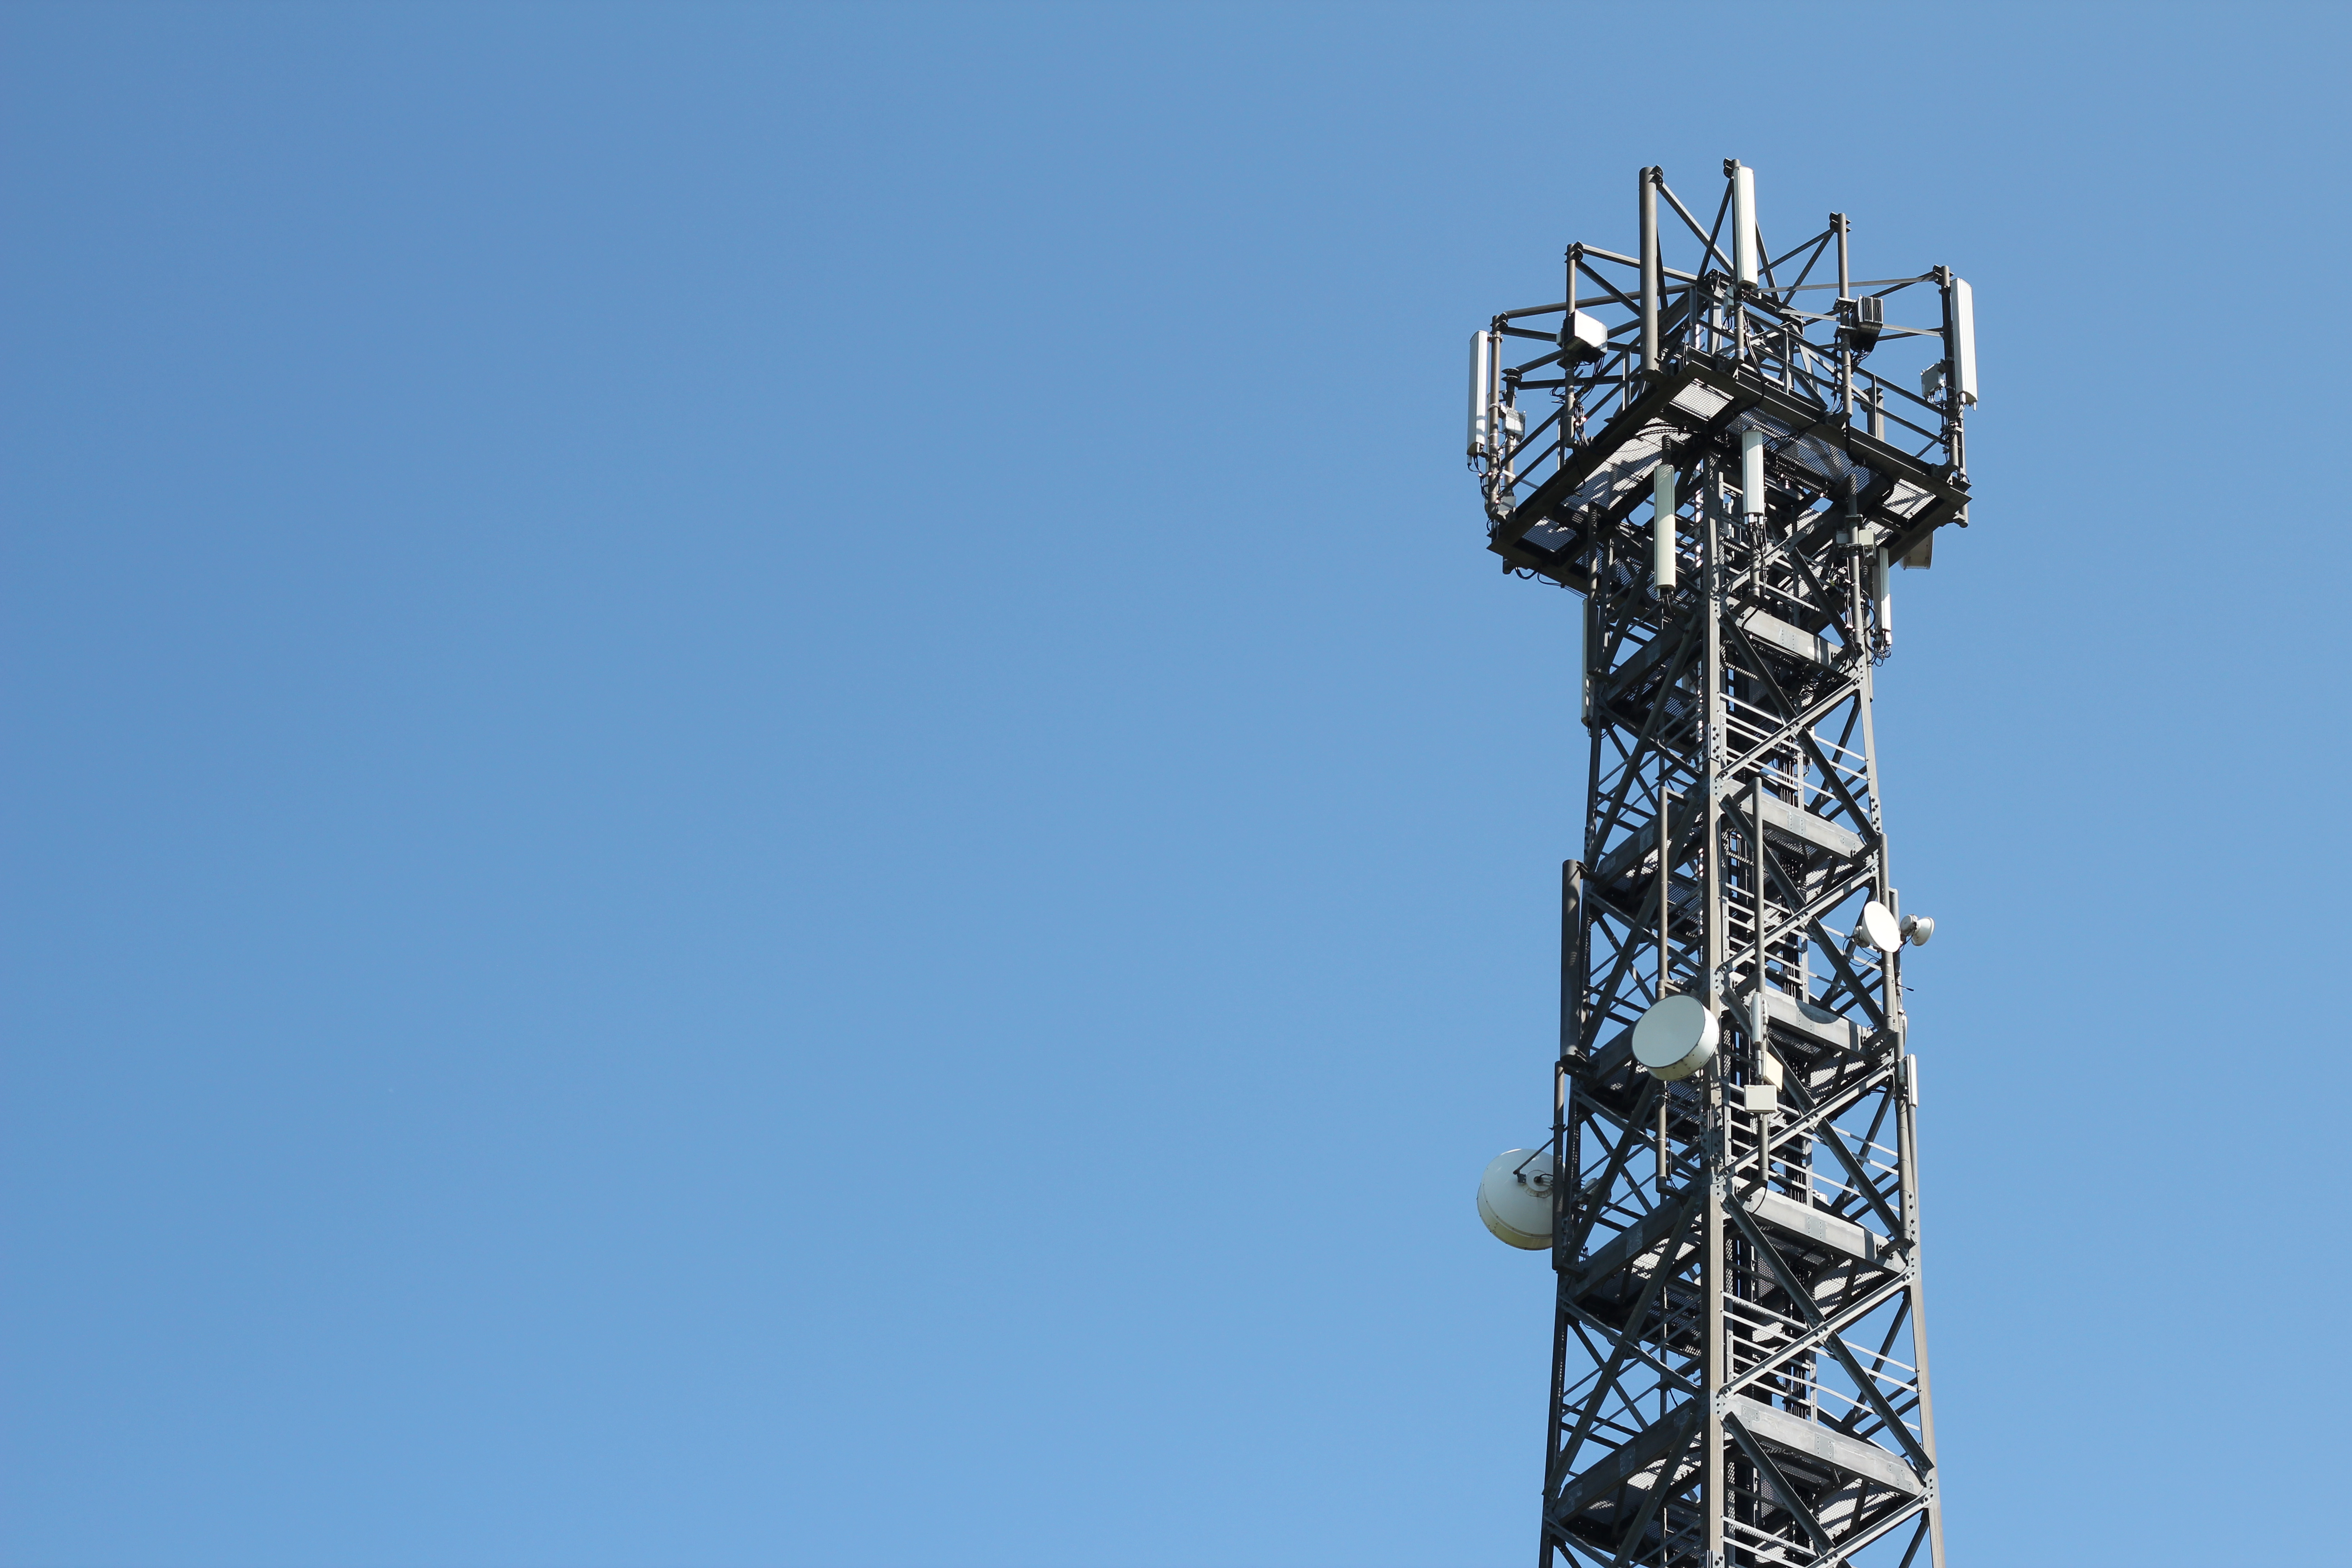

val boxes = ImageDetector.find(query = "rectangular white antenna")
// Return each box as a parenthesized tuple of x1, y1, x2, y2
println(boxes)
(1874, 544, 1893, 650)
(1732, 164, 1757, 286)
(1468, 331, 1494, 456)
(1950, 277, 1977, 406)
(1740, 428, 1766, 519)
(1651, 464, 1677, 589)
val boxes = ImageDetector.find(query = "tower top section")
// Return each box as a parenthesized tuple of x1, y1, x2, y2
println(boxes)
(1470, 162, 1975, 596)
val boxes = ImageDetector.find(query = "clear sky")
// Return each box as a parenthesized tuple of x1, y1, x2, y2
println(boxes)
(4, 5, 2346, 1566)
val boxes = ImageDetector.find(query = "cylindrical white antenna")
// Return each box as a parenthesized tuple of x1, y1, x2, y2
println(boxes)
(1652, 464, 1678, 590)
(1467, 331, 1494, 456)
(1732, 162, 1757, 287)
(1740, 428, 1765, 519)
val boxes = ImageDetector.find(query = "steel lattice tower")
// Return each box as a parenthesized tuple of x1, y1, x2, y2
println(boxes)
(1467, 162, 1973, 1568)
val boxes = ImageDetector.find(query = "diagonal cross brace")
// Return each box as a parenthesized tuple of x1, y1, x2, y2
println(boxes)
(1725, 1409, 1836, 1553)
(1723, 1269, 1913, 1402)
(1727, 1198, 1934, 1479)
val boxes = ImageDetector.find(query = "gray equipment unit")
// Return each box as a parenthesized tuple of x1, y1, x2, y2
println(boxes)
(1472, 162, 1969, 1568)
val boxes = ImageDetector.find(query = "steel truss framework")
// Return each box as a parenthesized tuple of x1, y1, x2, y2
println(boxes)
(1470, 163, 1971, 1568)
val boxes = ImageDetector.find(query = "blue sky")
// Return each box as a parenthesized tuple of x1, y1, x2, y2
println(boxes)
(3, 5, 2346, 1565)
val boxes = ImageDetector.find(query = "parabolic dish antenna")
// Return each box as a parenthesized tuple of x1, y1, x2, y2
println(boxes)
(1856, 899, 1903, 952)
(1632, 993, 1717, 1081)
(1478, 1148, 1556, 1250)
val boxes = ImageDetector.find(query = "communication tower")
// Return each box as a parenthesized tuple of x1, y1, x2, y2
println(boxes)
(1468, 162, 1973, 1568)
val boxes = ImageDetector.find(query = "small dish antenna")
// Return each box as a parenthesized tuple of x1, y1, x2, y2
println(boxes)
(1478, 1148, 1557, 1250)
(1901, 913, 1936, 946)
(1632, 993, 1717, 1081)
(1854, 899, 1903, 952)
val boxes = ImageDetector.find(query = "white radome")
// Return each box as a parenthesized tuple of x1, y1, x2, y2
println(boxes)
(1856, 899, 1903, 952)
(1632, 993, 1718, 1081)
(1478, 1148, 1556, 1250)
